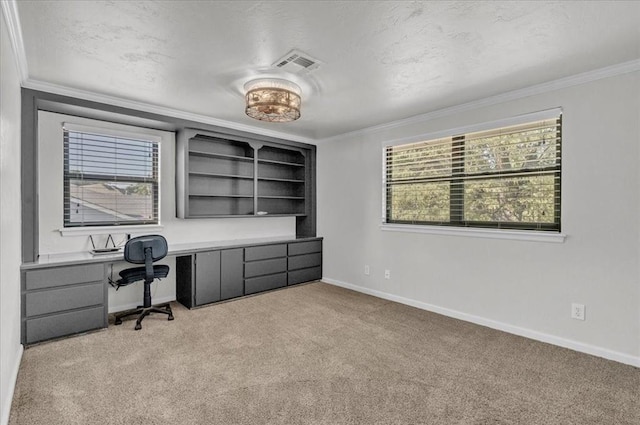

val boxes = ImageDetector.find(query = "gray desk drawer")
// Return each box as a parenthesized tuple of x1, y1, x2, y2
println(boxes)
(288, 253, 322, 271)
(26, 264, 104, 290)
(244, 258, 287, 278)
(25, 306, 105, 344)
(245, 273, 286, 295)
(288, 266, 322, 285)
(288, 240, 322, 256)
(26, 282, 104, 317)
(245, 244, 287, 261)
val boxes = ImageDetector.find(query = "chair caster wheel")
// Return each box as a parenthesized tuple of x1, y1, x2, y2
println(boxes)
(115, 319, 122, 325)
(135, 323, 142, 330)
(168, 315, 174, 321)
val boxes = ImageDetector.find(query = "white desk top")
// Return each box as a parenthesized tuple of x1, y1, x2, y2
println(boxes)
(22, 236, 320, 270)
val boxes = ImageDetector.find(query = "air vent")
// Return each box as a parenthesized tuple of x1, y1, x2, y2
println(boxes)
(272, 49, 321, 73)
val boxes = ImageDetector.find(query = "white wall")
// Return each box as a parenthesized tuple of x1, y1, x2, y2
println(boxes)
(0, 8, 24, 425)
(318, 71, 640, 365)
(37, 112, 297, 311)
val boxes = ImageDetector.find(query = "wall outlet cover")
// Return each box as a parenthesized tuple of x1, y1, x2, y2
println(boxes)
(571, 303, 586, 320)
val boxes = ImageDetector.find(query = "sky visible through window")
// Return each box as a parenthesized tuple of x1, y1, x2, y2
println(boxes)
(67, 131, 154, 180)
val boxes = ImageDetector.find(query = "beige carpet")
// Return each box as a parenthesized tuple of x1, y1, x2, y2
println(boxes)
(9, 282, 640, 424)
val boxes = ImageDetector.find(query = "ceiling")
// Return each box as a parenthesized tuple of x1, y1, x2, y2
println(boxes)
(12, 1, 640, 141)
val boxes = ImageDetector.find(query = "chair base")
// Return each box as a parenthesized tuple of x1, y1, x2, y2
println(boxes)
(114, 303, 174, 330)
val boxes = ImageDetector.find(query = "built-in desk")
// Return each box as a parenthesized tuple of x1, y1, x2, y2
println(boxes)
(21, 236, 322, 345)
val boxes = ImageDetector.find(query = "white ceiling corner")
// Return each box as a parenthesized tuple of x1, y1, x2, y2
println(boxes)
(1, 0, 29, 83)
(319, 59, 640, 144)
(8, 1, 640, 142)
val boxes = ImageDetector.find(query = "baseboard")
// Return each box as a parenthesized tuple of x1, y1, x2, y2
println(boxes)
(322, 278, 640, 368)
(1, 344, 24, 425)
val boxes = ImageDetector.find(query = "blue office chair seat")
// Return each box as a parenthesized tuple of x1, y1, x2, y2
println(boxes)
(114, 235, 174, 330)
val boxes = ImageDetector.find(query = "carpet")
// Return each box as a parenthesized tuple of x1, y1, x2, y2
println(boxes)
(9, 282, 640, 424)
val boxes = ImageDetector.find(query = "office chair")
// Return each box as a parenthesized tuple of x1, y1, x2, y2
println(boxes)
(114, 235, 174, 330)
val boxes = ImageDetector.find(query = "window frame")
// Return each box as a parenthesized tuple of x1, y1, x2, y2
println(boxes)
(62, 122, 161, 229)
(382, 109, 563, 238)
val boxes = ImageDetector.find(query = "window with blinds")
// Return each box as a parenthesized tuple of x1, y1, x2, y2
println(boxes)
(384, 114, 561, 231)
(63, 127, 159, 227)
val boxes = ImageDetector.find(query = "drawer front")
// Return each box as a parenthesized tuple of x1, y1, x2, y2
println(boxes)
(245, 273, 286, 295)
(244, 258, 287, 278)
(288, 253, 322, 271)
(26, 282, 104, 317)
(245, 244, 287, 261)
(25, 306, 105, 344)
(288, 266, 322, 286)
(288, 240, 322, 256)
(26, 264, 104, 291)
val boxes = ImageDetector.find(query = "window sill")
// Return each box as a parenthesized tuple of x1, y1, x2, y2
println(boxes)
(380, 223, 566, 243)
(59, 224, 164, 237)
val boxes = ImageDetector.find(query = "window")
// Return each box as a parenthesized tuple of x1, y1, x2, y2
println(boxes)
(384, 112, 561, 232)
(63, 125, 159, 227)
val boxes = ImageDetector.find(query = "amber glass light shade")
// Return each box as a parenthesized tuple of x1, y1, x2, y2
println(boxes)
(244, 78, 301, 122)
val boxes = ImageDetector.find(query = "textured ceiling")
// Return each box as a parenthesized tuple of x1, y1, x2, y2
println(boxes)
(15, 1, 640, 140)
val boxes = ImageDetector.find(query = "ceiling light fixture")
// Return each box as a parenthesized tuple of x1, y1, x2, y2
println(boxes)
(244, 78, 301, 123)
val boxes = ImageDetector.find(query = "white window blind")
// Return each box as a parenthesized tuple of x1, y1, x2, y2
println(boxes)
(384, 114, 562, 231)
(63, 127, 159, 227)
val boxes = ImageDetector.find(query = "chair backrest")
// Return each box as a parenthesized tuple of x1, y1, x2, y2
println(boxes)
(124, 235, 168, 265)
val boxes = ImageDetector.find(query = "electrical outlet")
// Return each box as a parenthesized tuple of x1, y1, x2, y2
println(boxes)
(364, 265, 370, 275)
(384, 269, 391, 279)
(571, 303, 585, 321)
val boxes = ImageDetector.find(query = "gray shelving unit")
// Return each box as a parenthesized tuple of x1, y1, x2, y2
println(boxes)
(177, 129, 313, 222)
(176, 237, 322, 309)
(178, 132, 256, 217)
(257, 145, 306, 216)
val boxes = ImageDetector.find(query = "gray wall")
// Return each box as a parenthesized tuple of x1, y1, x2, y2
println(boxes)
(0, 8, 24, 425)
(317, 71, 640, 365)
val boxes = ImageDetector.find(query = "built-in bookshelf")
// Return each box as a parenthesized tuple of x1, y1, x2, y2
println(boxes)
(184, 136, 255, 216)
(176, 129, 312, 220)
(257, 145, 306, 216)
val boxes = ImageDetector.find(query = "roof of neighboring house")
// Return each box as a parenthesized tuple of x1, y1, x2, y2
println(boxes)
(70, 182, 153, 220)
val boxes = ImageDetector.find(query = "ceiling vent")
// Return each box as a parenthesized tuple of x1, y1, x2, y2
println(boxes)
(272, 49, 321, 73)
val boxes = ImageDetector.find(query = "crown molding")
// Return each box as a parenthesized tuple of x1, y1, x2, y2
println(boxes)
(18, 58, 640, 147)
(1, 0, 28, 83)
(318, 59, 640, 144)
(22, 78, 316, 144)
(4, 0, 637, 146)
